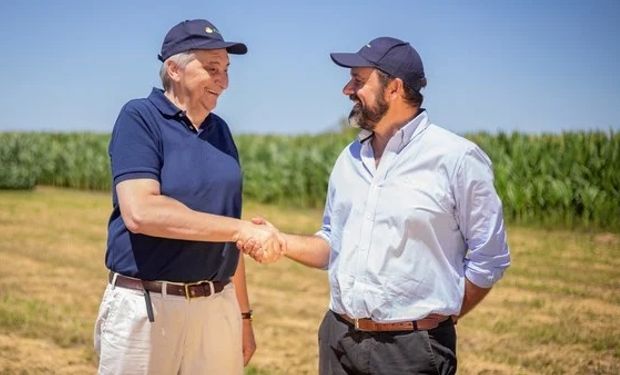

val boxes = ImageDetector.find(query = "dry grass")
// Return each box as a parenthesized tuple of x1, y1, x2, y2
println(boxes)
(0, 187, 619, 374)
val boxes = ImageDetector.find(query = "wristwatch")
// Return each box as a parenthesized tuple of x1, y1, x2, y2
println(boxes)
(241, 309, 253, 320)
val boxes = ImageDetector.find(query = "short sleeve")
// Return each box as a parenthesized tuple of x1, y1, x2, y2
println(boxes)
(109, 101, 162, 186)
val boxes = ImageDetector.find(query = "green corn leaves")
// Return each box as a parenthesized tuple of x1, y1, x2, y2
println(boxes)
(0, 130, 618, 230)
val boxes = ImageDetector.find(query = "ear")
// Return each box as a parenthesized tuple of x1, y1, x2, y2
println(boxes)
(386, 78, 403, 101)
(166, 60, 183, 84)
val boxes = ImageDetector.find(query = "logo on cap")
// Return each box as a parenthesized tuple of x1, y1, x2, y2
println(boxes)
(205, 26, 219, 34)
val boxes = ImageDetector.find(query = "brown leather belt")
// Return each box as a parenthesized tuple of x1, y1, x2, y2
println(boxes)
(337, 312, 449, 332)
(109, 272, 229, 299)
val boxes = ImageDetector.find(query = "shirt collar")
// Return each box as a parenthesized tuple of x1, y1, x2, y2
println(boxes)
(148, 88, 218, 132)
(357, 109, 429, 151)
(147, 88, 184, 117)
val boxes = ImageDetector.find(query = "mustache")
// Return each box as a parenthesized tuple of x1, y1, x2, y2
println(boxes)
(349, 95, 362, 113)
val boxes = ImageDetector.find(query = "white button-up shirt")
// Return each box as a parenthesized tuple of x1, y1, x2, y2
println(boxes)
(317, 110, 510, 322)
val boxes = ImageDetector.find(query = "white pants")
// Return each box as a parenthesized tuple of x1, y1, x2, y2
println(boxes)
(94, 280, 243, 375)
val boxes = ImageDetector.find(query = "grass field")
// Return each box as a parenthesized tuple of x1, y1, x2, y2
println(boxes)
(0, 187, 619, 374)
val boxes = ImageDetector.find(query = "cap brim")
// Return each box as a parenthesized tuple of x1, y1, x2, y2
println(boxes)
(221, 41, 248, 55)
(330, 53, 374, 68)
(193, 40, 248, 55)
(158, 40, 248, 62)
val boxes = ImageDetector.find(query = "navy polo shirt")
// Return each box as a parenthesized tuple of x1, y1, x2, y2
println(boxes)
(106, 88, 242, 282)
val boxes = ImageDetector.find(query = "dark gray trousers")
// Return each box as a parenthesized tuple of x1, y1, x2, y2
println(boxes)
(319, 310, 457, 375)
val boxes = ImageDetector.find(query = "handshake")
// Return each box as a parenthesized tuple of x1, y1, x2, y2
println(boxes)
(236, 217, 287, 264)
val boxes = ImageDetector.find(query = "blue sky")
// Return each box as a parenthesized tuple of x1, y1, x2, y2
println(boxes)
(1, 0, 619, 135)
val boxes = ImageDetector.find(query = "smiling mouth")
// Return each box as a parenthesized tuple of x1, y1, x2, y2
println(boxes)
(205, 89, 221, 97)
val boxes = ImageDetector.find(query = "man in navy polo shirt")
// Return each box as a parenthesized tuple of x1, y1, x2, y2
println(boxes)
(93, 19, 285, 374)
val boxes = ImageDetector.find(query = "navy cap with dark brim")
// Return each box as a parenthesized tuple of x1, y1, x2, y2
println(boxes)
(158, 19, 248, 62)
(330, 37, 426, 91)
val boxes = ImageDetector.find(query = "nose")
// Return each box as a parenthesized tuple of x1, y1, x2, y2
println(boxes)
(343, 80, 355, 96)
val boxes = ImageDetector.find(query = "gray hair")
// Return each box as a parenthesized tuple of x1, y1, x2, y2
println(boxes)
(159, 51, 197, 91)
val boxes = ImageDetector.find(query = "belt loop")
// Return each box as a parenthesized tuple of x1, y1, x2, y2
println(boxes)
(412, 320, 419, 331)
(161, 281, 168, 298)
(207, 281, 215, 296)
(111, 272, 119, 290)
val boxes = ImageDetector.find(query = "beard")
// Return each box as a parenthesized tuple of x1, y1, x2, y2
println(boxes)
(347, 93, 389, 131)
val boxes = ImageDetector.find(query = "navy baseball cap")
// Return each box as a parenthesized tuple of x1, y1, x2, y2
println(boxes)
(330, 37, 425, 91)
(158, 19, 247, 62)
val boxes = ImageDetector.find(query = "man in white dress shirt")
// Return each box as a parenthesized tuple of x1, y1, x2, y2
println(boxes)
(240, 36, 511, 374)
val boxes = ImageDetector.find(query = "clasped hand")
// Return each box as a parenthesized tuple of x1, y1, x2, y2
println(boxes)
(236, 217, 285, 263)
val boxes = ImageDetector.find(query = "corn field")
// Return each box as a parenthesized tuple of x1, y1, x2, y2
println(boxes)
(0, 131, 618, 230)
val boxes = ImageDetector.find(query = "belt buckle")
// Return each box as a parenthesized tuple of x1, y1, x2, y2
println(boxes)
(183, 280, 215, 299)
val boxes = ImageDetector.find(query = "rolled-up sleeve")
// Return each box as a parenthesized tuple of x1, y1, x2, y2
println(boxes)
(455, 147, 511, 288)
(315, 176, 334, 245)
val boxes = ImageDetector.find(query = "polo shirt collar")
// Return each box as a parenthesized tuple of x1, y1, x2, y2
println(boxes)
(148, 88, 217, 132)
(148, 88, 183, 117)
